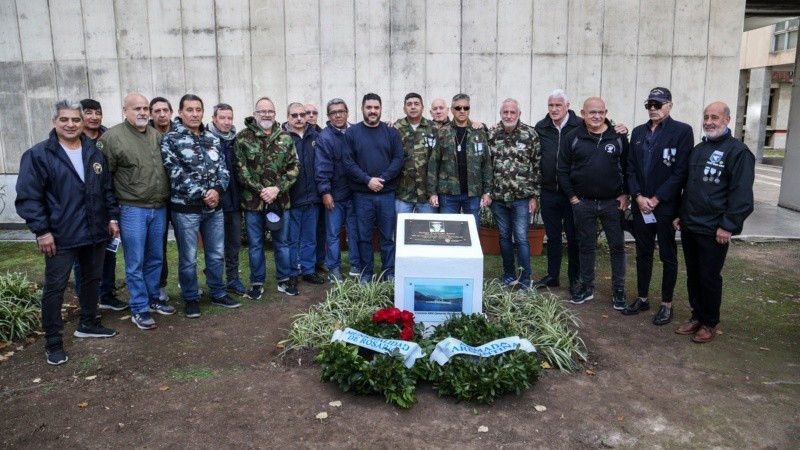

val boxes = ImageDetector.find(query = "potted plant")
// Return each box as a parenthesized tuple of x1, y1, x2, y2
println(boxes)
(478, 207, 501, 255)
(528, 206, 545, 256)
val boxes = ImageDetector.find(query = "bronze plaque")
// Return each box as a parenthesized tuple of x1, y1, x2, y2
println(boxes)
(404, 219, 471, 246)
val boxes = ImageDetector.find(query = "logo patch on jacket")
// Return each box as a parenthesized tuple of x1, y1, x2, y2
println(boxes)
(93, 162, 103, 174)
(605, 144, 616, 154)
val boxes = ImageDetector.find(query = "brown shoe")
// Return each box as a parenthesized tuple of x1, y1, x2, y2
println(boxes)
(675, 319, 701, 335)
(692, 325, 717, 343)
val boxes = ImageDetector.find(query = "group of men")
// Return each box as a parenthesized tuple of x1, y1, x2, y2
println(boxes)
(15, 85, 753, 365)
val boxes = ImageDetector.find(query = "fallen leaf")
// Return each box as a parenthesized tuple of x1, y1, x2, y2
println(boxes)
(25, 337, 36, 344)
(275, 343, 285, 349)
(159, 386, 170, 391)
(120, 315, 131, 321)
(16, 345, 23, 351)
(328, 401, 342, 407)
(118, 423, 125, 428)
(316, 412, 328, 419)
(85, 375, 97, 381)
(585, 369, 596, 376)
(0, 355, 6, 362)
(534, 405, 547, 412)
(0, 343, 7, 350)
(617, 415, 625, 421)
(601, 314, 609, 319)
(478, 426, 488, 433)
(78, 401, 89, 408)
(3, 351, 15, 357)
(33, 378, 41, 383)
(540, 361, 551, 369)
(759, 347, 770, 351)
(716, 330, 723, 335)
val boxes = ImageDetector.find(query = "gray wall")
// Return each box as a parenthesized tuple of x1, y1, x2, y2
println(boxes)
(0, 0, 746, 223)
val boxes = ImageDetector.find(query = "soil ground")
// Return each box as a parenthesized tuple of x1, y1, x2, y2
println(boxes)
(1, 241, 798, 449)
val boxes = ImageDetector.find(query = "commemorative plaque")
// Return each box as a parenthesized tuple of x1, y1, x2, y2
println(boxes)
(403, 219, 471, 246)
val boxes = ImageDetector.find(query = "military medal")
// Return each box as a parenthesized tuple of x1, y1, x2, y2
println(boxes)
(709, 168, 717, 183)
(703, 166, 710, 181)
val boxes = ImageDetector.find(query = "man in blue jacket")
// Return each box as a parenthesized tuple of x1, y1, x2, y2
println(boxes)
(344, 93, 404, 283)
(674, 102, 754, 343)
(16, 99, 120, 365)
(316, 98, 360, 282)
(623, 88, 694, 325)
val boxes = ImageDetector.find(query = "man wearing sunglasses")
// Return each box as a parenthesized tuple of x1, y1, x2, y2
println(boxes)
(427, 93, 493, 228)
(622, 87, 694, 325)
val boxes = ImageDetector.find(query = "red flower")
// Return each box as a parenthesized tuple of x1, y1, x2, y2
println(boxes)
(400, 326, 414, 340)
(400, 310, 415, 327)
(384, 307, 401, 324)
(371, 310, 386, 323)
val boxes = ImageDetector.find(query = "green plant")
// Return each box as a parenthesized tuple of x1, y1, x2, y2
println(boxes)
(171, 365, 216, 382)
(425, 314, 541, 405)
(479, 206, 496, 228)
(0, 272, 41, 343)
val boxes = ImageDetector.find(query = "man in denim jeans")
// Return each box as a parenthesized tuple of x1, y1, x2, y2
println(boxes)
(98, 93, 175, 330)
(557, 97, 630, 310)
(487, 99, 541, 289)
(162, 94, 240, 319)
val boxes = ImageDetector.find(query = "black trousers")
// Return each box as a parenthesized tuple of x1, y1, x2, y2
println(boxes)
(681, 228, 729, 327)
(632, 210, 678, 301)
(42, 242, 105, 346)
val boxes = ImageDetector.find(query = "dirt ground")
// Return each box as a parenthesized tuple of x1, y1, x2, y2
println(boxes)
(1, 242, 798, 449)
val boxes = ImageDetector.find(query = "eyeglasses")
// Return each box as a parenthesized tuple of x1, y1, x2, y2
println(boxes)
(305, 110, 318, 115)
(453, 105, 470, 111)
(328, 109, 347, 116)
(289, 112, 306, 118)
(644, 101, 670, 110)
(254, 109, 275, 116)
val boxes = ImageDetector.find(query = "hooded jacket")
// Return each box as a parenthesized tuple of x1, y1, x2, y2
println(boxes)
(234, 117, 298, 211)
(16, 130, 118, 249)
(161, 117, 230, 213)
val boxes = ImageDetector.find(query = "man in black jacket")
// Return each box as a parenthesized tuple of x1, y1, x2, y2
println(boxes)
(623, 88, 694, 325)
(16, 99, 120, 365)
(557, 96, 629, 310)
(673, 102, 754, 343)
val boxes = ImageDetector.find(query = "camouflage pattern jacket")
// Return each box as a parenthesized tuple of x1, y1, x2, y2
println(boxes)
(394, 116, 438, 204)
(233, 117, 298, 211)
(427, 121, 493, 197)
(487, 120, 541, 202)
(161, 118, 229, 212)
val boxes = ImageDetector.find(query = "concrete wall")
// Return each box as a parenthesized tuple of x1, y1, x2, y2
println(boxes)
(0, 0, 746, 223)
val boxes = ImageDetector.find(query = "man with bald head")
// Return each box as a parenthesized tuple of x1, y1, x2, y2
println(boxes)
(557, 96, 629, 310)
(430, 98, 450, 127)
(98, 92, 174, 330)
(673, 102, 754, 343)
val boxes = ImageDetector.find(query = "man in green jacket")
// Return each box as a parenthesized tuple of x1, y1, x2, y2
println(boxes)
(394, 92, 438, 214)
(427, 93, 493, 227)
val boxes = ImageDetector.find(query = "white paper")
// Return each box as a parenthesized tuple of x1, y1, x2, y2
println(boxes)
(642, 212, 657, 224)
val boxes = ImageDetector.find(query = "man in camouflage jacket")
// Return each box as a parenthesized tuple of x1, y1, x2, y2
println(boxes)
(162, 94, 238, 318)
(427, 93, 493, 227)
(487, 98, 541, 289)
(394, 93, 438, 214)
(234, 97, 299, 299)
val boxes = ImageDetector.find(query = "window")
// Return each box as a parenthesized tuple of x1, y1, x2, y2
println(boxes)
(772, 18, 799, 52)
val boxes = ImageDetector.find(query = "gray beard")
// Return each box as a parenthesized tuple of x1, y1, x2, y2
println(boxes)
(258, 119, 274, 130)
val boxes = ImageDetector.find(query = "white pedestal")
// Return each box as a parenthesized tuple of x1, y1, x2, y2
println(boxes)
(394, 213, 484, 327)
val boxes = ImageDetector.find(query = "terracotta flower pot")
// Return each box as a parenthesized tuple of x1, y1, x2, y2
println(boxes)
(528, 227, 545, 256)
(479, 227, 501, 255)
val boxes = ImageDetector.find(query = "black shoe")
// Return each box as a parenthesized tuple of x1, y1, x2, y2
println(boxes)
(74, 322, 117, 338)
(612, 289, 627, 311)
(569, 279, 581, 296)
(653, 304, 673, 325)
(302, 273, 325, 284)
(533, 275, 560, 289)
(244, 283, 264, 300)
(45, 344, 68, 365)
(211, 295, 241, 309)
(622, 297, 650, 315)
(277, 280, 299, 296)
(570, 285, 594, 304)
(98, 295, 129, 311)
(315, 263, 330, 273)
(185, 301, 201, 319)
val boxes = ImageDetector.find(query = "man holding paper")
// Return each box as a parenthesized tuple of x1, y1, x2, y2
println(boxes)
(623, 88, 694, 325)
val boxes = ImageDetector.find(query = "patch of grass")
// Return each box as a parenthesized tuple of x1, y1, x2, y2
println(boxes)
(74, 355, 99, 371)
(170, 365, 216, 382)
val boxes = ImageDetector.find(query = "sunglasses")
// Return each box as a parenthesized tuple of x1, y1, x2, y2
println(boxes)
(644, 101, 670, 110)
(289, 112, 307, 118)
(453, 105, 470, 111)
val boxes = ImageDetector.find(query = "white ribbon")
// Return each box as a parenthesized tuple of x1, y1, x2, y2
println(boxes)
(429, 336, 536, 366)
(330, 328, 426, 369)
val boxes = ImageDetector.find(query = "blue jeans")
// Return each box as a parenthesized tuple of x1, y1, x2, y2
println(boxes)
(540, 189, 580, 283)
(42, 242, 105, 346)
(324, 198, 360, 272)
(244, 209, 291, 283)
(439, 194, 480, 228)
(288, 204, 319, 276)
(572, 198, 626, 291)
(172, 209, 226, 301)
(315, 205, 326, 266)
(353, 192, 396, 279)
(395, 199, 437, 214)
(223, 210, 242, 282)
(490, 199, 532, 285)
(120, 205, 166, 313)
